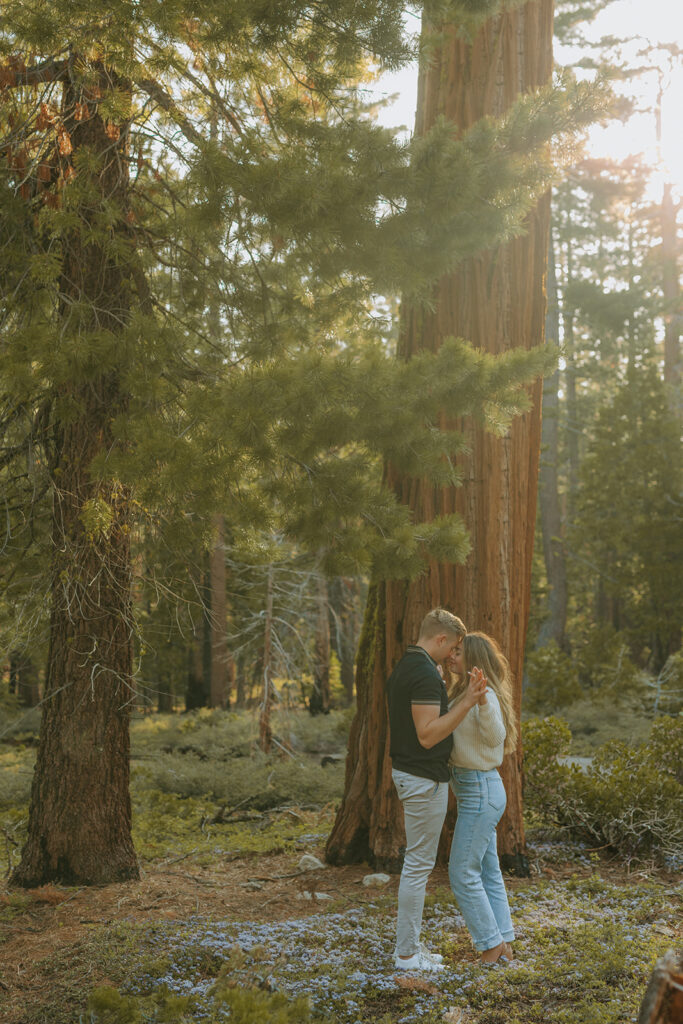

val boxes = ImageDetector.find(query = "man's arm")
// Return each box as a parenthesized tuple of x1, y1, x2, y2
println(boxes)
(412, 668, 487, 749)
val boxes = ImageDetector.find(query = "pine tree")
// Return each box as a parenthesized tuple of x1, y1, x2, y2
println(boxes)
(572, 366, 682, 668)
(1, 2, 600, 885)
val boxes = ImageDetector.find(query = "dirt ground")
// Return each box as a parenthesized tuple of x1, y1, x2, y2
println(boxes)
(0, 852, 677, 1024)
(0, 851, 396, 1024)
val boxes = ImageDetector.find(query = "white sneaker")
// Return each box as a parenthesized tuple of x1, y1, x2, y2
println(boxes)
(420, 944, 443, 964)
(394, 951, 445, 972)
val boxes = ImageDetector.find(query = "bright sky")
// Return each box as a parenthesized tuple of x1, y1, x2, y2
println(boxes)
(374, 0, 683, 198)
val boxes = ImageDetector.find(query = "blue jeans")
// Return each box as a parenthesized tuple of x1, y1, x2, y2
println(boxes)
(448, 768, 515, 952)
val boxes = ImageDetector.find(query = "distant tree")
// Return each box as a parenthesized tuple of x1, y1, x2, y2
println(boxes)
(536, 226, 568, 651)
(572, 366, 682, 668)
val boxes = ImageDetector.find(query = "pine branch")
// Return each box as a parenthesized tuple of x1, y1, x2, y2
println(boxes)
(0, 57, 68, 90)
(134, 76, 205, 148)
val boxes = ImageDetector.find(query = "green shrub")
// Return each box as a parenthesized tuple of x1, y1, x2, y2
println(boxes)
(523, 715, 683, 865)
(0, 746, 35, 808)
(524, 643, 581, 713)
(522, 715, 574, 818)
(573, 624, 641, 694)
(86, 948, 317, 1023)
(646, 651, 683, 716)
(560, 697, 652, 754)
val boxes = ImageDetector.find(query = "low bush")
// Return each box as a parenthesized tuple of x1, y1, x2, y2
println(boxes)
(135, 748, 345, 810)
(0, 746, 35, 808)
(130, 707, 351, 761)
(86, 981, 316, 1024)
(524, 642, 581, 713)
(523, 715, 683, 867)
(559, 698, 652, 754)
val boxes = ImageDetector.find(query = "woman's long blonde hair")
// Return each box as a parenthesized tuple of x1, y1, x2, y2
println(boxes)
(448, 632, 518, 755)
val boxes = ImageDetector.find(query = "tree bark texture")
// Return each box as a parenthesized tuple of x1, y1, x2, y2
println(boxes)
(327, 1, 553, 873)
(536, 227, 568, 650)
(637, 951, 683, 1024)
(11, 66, 139, 886)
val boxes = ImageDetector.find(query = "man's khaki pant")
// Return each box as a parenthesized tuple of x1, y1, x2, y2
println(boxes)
(392, 768, 449, 957)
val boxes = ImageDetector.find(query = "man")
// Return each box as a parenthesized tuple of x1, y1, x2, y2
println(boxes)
(387, 607, 487, 972)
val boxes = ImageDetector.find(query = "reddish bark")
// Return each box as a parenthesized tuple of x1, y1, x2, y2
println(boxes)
(11, 66, 139, 886)
(327, 1, 553, 872)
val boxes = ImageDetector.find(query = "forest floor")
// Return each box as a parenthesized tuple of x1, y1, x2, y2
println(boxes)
(1, 708, 680, 1023)
(0, 819, 680, 1024)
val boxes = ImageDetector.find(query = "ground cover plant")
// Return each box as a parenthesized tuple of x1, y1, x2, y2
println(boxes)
(1, 705, 681, 1023)
(7, 870, 680, 1024)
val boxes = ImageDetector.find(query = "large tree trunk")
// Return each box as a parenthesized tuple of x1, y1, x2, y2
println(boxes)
(11, 65, 139, 887)
(327, 1, 553, 873)
(536, 227, 568, 650)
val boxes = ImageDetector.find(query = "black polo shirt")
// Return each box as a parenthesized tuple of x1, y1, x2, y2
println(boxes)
(387, 645, 452, 783)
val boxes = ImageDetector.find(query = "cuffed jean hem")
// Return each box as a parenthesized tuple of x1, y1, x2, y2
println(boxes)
(472, 930, 505, 953)
(448, 767, 515, 952)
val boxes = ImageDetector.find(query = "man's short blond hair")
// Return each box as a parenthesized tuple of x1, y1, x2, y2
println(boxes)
(418, 608, 466, 641)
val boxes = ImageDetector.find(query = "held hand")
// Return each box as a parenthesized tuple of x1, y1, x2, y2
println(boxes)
(466, 667, 488, 706)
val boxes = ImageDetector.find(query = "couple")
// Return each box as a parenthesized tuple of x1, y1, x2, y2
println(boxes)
(387, 607, 517, 971)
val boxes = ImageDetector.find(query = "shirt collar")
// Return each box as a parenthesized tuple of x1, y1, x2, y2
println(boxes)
(407, 644, 438, 667)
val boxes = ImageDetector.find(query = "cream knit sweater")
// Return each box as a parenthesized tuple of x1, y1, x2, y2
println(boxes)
(449, 687, 506, 770)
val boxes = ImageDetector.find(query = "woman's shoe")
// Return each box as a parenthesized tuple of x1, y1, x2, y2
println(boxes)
(479, 941, 508, 966)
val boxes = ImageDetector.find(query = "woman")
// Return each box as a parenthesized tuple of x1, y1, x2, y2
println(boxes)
(446, 632, 517, 966)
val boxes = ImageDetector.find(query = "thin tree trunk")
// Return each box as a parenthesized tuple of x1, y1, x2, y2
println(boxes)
(185, 639, 205, 710)
(8, 652, 40, 707)
(209, 514, 229, 708)
(259, 564, 274, 753)
(12, 64, 139, 886)
(235, 652, 246, 707)
(157, 638, 174, 713)
(201, 556, 212, 702)
(329, 577, 361, 705)
(8, 655, 18, 696)
(537, 226, 568, 650)
(327, 1, 553, 873)
(309, 573, 331, 715)
(661, 183, 681, 400)
(560, 223, 580, 506)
